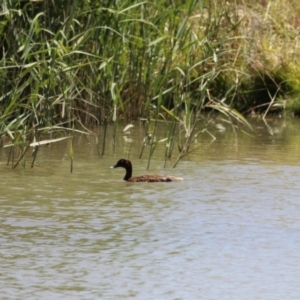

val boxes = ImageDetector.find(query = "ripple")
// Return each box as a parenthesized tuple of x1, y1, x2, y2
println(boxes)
(1, 156, 300, 299)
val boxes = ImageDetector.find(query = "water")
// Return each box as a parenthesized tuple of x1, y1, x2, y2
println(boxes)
(1, 118, 300, 299)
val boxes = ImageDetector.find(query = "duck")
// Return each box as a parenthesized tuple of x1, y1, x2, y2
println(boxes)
(110, 159, 183, 182)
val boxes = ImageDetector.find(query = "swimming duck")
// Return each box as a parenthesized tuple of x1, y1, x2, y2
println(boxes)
(110, 159, 183, 182)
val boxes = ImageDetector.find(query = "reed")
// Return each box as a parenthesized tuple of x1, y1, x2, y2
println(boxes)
(1, 0, 300, 167)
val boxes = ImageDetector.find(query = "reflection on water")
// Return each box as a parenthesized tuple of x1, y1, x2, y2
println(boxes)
(1, 118, 300, 299)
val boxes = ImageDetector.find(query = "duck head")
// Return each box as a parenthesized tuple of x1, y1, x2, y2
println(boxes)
(110, 159, 132, 169)
(111, 159, 133, 181)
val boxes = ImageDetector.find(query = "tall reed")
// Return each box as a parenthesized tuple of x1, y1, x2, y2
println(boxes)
(1, 0, 299, 167)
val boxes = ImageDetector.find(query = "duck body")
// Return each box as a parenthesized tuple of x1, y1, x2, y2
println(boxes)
(110, 159, 183, 182)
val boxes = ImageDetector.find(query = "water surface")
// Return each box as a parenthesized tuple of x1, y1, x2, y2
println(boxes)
(1, 118, 300, 299)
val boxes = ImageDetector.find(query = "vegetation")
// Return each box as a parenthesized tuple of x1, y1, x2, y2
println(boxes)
(1, 0, 300, 167)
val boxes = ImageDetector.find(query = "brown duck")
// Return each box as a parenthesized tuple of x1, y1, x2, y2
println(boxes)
(111, 159, 183, 182)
